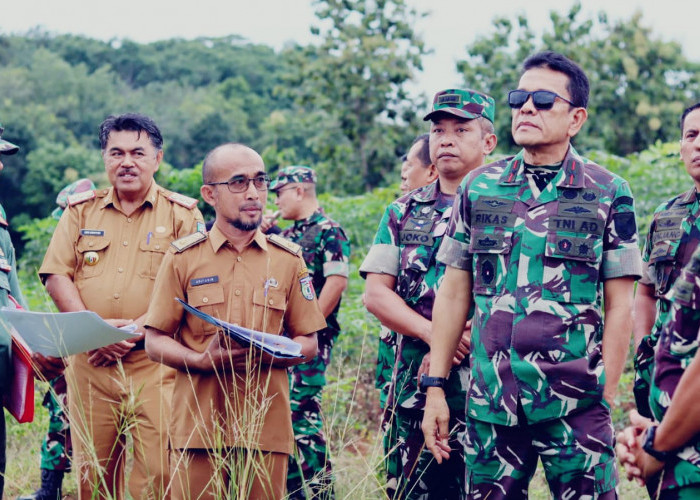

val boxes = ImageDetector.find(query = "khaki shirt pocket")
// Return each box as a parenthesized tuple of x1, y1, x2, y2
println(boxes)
(187, 283, 225, 336)
(252, 288, 287, 334)
(76, 237, 111, 279)
(139, 237, 170, 279)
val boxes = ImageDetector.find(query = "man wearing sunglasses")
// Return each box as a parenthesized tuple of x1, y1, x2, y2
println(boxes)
(362, 88, 497, 499)
(268, 166, 350, 499)
(422, 51, 642, 499)
(38, 113, 204, 498)
(144, 143, 324, 499)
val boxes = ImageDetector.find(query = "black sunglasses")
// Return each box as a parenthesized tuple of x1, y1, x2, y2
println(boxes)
(508, 90, 576, 110)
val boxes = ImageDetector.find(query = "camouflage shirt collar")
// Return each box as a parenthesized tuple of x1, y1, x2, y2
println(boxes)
(498, 146, 585, 188)
(678, 187, 698, 206)
(294, 208, 326, 229)
(407, 179, 440, 203)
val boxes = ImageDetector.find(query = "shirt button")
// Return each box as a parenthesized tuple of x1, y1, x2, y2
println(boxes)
(202, 297, 209, 303)
(234, 290, 241, 296)
(236, 256, 242, 262)
(155, 245, 161, 250)
(268, 299, 274, 305)
(233, 323, 239, 327)
(127, 218, 132, 223)
(118, 267, 124, 273)
(123, 241, 128, 246)
(113, 293, 120, 299)
(88, 241, 94, 247)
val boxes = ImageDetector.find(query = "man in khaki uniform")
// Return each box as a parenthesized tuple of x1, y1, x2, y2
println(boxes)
(144, 143, 324, 500)
(39, 113, 203, 499)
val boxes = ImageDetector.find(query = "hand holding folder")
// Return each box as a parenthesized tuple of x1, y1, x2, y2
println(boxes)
(176, 298, 303, 359)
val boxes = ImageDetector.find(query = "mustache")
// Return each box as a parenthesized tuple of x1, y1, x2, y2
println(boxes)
(240, 201, 263, 210)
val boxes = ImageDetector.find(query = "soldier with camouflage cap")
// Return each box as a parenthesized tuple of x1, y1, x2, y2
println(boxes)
(362, 88, 497, 499)
(423, 51, 641, 499)
(269, 165, 350, 500)
(0, 123, 28, 499)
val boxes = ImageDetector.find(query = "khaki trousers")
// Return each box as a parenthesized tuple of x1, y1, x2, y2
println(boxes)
(170, 447, 288, 500)
(66, 349, 174, 499)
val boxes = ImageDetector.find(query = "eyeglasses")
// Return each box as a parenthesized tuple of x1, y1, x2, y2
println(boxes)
(207, 174, 270, 193)
(508, 90, 576, 110)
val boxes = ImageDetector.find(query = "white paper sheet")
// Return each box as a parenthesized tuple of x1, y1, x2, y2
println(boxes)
(0, 308, 140, 357)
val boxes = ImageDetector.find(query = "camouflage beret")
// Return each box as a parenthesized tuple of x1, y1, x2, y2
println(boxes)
(270, 166, 317, 191)
(423, 88, 496, 124)
(0, 124, 19, 155)
(51, 178, 96, 220)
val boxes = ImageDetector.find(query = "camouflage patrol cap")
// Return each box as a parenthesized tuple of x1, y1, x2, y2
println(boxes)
(51, 178, 96, 220)
(423, 88, 496, 123)
(270, 166, 317, 191)
(0, 124, 19, 155)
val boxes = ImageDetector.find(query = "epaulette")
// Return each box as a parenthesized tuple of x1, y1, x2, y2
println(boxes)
(166, 191, 199, 209)
(68, 190, 96, 206)
(267, 234, 301, 255)
(170, 231, 208, 253)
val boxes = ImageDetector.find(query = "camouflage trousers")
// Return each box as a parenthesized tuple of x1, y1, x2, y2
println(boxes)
(375, 326, 396, 409)
(644, 455, 700, 499)
(287, 329, 336, 500)
(466, 402, 618, 500)
(287, 384, 334, 500)
(383, 408, 466, 500)
(40, 375, 72, 471)
(634, 332, 658, 419)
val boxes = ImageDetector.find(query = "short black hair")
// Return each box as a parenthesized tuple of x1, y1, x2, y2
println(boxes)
(522, 51, 589, 109)
(411, 133, 431, 167)
(99, 113, 163, 151)
(680, 102, 700, 133)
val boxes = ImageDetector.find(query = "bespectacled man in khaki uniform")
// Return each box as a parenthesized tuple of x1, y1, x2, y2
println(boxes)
(38, 113, 203, 499)
(144, 143, 325, 500)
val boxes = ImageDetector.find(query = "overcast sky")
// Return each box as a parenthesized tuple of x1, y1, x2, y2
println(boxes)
(2, 0, 697, 98)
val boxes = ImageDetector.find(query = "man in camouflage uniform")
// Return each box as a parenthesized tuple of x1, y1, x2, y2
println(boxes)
(399, 134, 437, 195)
(633, 102, 700, 420)
(377, 134, 437, 411)
(362, 89, 497, 499)
(0, 123, 28, 499)
(269, 166, 350, 500)
(616, 102, 700, 498)
(19, 179, 95, 500)
(618, 244, 700, 498)
(423, 51, 641, 499)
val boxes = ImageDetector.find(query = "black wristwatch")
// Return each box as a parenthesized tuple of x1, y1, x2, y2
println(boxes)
(419, 374, 447, 392)
(642, 425, 672, 462)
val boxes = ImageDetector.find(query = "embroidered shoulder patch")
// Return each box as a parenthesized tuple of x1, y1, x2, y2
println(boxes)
(267, 234, 301, 255)
(167, 192, 199, 209)
(68, 190, 96, 206)
(170, 231, 207, 253)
